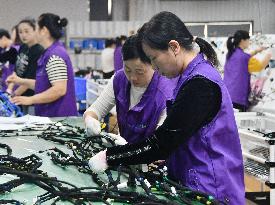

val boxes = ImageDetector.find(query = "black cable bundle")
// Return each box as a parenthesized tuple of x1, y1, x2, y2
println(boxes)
(0, 199, 24, 204)
(0, 122, 223, 205)
(0, 143, 12, 155)
(43, 130, 223, 204)
(37, 121, 86, 146)
(0, 153, 45, 193)
(0, 166, 178, 205)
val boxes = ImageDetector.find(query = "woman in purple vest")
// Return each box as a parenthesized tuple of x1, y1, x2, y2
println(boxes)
(114, 35, 127, 72)
(84, 34, 175, 145)
(223, 30, 271, 112)
(8, 13, 77, 117)
(0, 29, 19, 92)
(89, 11, 245, 204)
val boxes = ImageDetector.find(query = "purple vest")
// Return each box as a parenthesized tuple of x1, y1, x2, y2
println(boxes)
(1, 45, 20, 91)
(113, 70, 175, 143)
(114, 46, 123, 72)
(35, 41, 77, 117)
(167, 54, 245, 204)
(224, 48, 251, 107)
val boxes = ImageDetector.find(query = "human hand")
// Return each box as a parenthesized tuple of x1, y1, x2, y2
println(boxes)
(6, 73, 22, 85)
(11, 96, 33, 105)
(85, 115, 101, 136)
(5, 89, 13, 96)
(266, 52, 272, 59)
(88, 150, 108, 173)
(108, 133, 127, 145)
(256, 46, 268, 53)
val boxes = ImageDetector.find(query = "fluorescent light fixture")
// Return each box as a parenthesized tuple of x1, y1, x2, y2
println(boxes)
(108, 0, 112, 16)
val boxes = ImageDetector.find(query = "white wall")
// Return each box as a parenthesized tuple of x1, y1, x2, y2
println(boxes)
(1, 0, 274, 34)
(112, 0, 129, 20)
(129, 0, 275, 34)
(0, 0, 89, 31)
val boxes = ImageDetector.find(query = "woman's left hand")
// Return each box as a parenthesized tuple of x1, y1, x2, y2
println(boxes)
(88, 149, 108, 173)
(11, 96, 33, 105)
(108, 133, 127, 145)
(6, 73, 22, 85)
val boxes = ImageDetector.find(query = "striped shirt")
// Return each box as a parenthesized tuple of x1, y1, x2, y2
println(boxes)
(46, 55, 68, 83)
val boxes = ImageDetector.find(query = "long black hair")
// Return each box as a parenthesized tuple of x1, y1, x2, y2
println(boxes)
(226, 30, 250, 59)
(18, 17, 36, 30)
(122, 34, 151, 64)
(11, 25, 22, 45)
(38, 13, 68, 40)
(137, 11, 218, 67)
(116, 35, 127, 47)
(105, 38, 115, 48)
(0, 29, 10, 39)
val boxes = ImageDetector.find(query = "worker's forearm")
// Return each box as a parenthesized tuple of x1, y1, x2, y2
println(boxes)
(20, 79, 36, 90)
(83, 110, 99, 120)
(260, 55, 272, 70)
(6, 83, 15, 94)
(14, 85, 28, 96)
(30, 86, 65, 104)
(250, 50, 258, 56)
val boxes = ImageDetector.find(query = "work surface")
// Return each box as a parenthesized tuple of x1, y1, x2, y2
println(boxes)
(0, 117, 208, 205)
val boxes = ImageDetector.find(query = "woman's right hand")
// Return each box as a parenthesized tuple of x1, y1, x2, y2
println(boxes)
(256, 46, 268, 53)
(85, 115, 101, 136)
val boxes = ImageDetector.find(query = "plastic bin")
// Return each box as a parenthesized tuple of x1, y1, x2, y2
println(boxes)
(74, 77, 86, 101)
(97, 39, 105, 50)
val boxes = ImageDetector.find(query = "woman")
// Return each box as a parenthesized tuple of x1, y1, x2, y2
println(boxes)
(223, 30, 271, 111)
(6, 18, 44, 114)
(84, 35, 175, 144)
(101, 38, 116, 79)
(89, 12, 245, 204)
(7, 13, 77, 117)
(114, 35, 127, 72)
(0, 29, 19, 92)
(11, 24, 22, 46)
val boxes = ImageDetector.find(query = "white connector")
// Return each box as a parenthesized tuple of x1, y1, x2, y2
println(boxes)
(171, 186, 177, 195)
(144, 179, 151, 188)
(117, 182, 128, 189)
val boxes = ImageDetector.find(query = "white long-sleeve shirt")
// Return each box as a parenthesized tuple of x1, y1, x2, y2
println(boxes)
(85, 75, 166, 127)
(101, 48, 115, 73)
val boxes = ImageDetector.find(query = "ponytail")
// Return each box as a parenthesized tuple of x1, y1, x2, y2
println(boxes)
(226, 30, 250, 59)
(38, 13, 68, 40)
(137, 12, 219, 68)
(195, 37, 219, 67)
(226, 36, 235, 59)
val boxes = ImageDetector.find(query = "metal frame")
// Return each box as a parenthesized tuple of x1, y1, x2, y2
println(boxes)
(236, 112, 275, 205)
(186, 21, 253, 37)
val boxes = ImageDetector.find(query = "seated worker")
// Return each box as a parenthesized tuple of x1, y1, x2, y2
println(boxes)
(84, 34, 176, 144)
